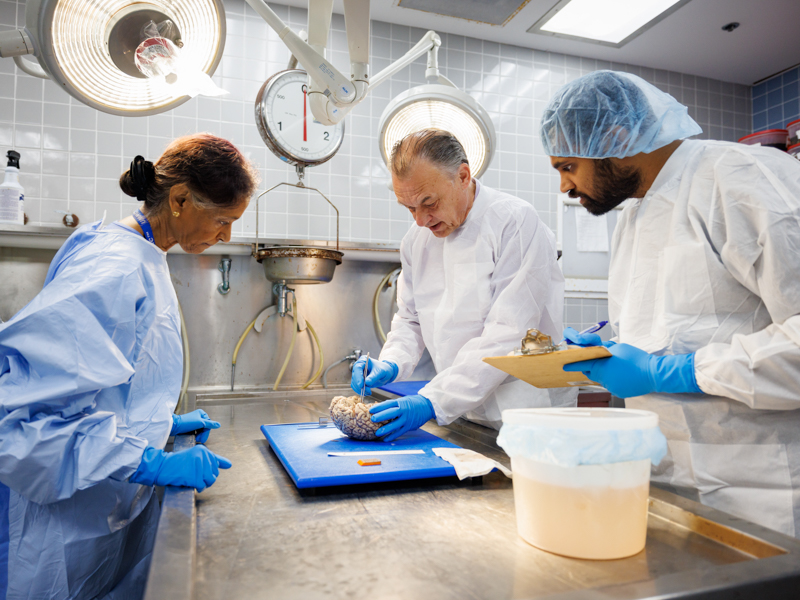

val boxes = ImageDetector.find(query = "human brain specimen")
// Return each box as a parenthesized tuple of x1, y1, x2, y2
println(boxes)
(329, 395, 388, 441)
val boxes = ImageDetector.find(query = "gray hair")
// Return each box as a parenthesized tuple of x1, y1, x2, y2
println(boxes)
(389, 129, 468, 179)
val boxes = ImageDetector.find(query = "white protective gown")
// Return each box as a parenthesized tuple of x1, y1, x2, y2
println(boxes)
(380, 180, 577, 428)
(0, 220, 181, 599)
(609, 139, 800, 536)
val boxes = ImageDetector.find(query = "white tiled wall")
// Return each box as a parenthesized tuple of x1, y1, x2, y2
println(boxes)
(0, 0, 751, 247)
(565, 298, 613, 343)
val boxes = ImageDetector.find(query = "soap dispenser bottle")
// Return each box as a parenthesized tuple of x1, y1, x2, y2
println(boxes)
(0, 150, 24, 225)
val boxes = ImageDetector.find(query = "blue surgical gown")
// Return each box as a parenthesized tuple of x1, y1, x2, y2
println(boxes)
(0, 220, 182, 599)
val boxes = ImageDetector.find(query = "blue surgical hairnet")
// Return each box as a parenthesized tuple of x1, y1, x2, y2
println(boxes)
(540, 70, 702, 159)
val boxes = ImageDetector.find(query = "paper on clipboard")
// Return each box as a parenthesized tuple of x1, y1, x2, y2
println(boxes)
(575, 210, 609, 252)
(482, 346, 612, 388)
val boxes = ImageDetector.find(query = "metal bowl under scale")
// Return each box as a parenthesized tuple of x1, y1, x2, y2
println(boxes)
(255, 246, 344, 285)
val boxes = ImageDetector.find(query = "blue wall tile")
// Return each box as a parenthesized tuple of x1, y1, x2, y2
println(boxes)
(752, 67, 800, 133)
(767, 76, 783, 93)
(767, 106, 783, 127)
(785, 98, 800, 121)
(767, 88, 782, 107)
(753, 93, 767, 114)
(785, 80, 799, 100)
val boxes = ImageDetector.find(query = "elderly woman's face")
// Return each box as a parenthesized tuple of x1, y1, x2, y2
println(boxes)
(174, 192, 249, 253)
(392, 160, 473, 238)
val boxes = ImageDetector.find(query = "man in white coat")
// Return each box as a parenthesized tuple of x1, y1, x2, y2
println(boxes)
(542, 70, 800, 537)
(351, 129, 576, 441)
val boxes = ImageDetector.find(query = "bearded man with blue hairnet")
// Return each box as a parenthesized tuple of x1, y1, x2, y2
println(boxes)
(541, 70, 800, 537)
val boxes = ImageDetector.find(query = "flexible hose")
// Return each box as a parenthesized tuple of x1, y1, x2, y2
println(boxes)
(176, 298, 191, 414)
(321, 356, 349, 389)
(373, 268, 401, 343)
(231, 317, 258, 391)
(273, 295, 298, 391)
(232, 299, 322, 391)
(301, 320, 324, 389)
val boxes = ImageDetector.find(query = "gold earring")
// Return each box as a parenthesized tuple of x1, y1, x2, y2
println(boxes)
(173, 211, 180, 217)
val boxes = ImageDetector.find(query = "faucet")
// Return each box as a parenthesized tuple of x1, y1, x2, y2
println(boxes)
(322, 348, 362, 389)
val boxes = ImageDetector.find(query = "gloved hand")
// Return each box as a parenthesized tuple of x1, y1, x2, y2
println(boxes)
(563, 326, 615, 348)
(369, 394, 436, 442)
(563, 342, 703, 399)
(130, 445, 232, 492)
(171, 409, 221, 444)
(350, 357, 399, 396)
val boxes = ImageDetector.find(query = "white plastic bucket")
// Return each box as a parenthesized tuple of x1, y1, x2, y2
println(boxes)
(499, 407, 664, 560)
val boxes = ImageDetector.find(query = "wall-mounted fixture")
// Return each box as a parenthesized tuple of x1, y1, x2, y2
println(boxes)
(0, 0, 226, 116)
(322, 348, 361, 389)
(54, 210, 78, 228)
(217, 258, 231, 295)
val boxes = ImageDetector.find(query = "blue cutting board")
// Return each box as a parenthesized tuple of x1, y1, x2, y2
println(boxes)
(376, 380, 430, 397)
(261, 423, 459, 489)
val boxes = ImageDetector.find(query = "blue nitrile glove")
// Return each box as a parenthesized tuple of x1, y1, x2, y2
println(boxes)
(171, 409, 221, 443)
(369, 394, 436, 442)
(350, 356, 399, 396)
(563, 342, 703, 399)
(563, 326, 615, 348)
(130, 445, 232, 492)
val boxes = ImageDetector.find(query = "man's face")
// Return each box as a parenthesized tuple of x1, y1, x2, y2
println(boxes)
(393, 160, 473, 238)
(550, 156, 643, 216)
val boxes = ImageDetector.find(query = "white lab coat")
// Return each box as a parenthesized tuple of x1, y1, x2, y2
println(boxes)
(380, 180, 577, 428)
(609, 139, 800, 537)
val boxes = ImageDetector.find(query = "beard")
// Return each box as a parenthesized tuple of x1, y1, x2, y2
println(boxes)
(569, 159, 643, 216)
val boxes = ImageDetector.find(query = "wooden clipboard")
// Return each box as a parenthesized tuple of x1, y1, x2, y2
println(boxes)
(483, 346, 612, 388)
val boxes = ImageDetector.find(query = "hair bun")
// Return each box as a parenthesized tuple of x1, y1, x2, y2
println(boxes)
(129, 155, 156, 202)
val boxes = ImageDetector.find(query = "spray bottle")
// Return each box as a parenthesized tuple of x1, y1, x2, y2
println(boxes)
(0, 150, 24, 225)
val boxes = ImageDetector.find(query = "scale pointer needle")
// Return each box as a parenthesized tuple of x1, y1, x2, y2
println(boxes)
(303, 85, 307, 142)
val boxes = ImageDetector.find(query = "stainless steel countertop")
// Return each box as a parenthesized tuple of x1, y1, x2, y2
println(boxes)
(149, 390, 800, 600)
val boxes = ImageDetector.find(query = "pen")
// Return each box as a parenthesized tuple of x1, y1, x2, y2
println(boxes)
(578, 320, 608, 335)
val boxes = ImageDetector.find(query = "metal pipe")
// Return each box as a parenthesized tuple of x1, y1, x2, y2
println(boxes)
(370, 30, 439, 89)
(322, 349, 361, 389)
(217, 258, 231, 295)
(13, 55, 48, 79)
(273, 293, 299, 391)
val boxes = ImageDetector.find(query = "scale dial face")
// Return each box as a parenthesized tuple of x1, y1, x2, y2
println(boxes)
(255, 69, 345, 167)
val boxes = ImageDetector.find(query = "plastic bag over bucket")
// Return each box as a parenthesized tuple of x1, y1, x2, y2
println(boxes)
(497, 407, 667, 468)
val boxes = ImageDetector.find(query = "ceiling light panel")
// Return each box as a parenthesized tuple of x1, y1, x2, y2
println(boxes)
(397, 0, 532, 27)
(529, 0, 691, 47)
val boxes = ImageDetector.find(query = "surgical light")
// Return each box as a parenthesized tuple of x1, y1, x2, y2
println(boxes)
(379, 84, 496, 178)
(0, 0, 225, 116)
(529, 0, 689, 47)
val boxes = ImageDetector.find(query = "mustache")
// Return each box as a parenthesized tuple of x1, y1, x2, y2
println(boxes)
(568, 190, 593, 202)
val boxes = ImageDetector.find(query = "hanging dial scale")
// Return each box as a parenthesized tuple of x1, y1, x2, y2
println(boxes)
(252, 68, 345, 287)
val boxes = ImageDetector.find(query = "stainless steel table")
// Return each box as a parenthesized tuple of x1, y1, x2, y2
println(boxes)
(144, 389, 800, 600)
